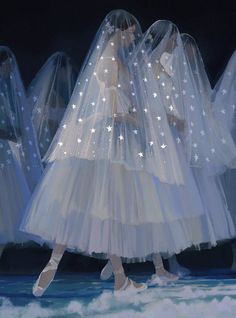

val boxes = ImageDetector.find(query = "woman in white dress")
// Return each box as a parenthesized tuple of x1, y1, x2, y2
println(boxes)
(20, 10, 220, 296)
(0, 47, 42, 258)
(27, 52, 78, 158)
(99, 21, 236, 282)
(212, 50, 236, 268)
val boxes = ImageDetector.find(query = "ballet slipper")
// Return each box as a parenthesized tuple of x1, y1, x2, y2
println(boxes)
(100, 260, 113, 281)
(114, 277, 147, 296)
(33, 258, 58, 297)
(147, 265, 179, 286)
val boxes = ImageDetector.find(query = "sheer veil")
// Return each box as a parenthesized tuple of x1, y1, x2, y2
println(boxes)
(42, 10, 189, 185)
(0, 46, 42, 191)
(134, 21, 236, 175)
(27, 52, 78, 157)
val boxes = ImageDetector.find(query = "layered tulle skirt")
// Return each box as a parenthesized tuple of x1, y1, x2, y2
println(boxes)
(20, 152, 231, 259)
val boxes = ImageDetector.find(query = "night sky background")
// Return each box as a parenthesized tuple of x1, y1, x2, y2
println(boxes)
(0, 0, 236, 273)
(0, 0, 236, 86)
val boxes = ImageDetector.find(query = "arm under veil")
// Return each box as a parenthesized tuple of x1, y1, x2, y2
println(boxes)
(134, 20, 236, 175)
(212, 50, 236, 132)
(0, 46, 43, 191)
(27, 52, 78, 158)
(42, 10, 188, 185)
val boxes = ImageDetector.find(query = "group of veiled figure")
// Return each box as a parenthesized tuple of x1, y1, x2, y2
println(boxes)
(0, 9, 236, 295)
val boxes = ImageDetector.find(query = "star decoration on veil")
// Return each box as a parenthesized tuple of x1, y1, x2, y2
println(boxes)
(106, 126, 112, 132)
(105, 22, 115, 34)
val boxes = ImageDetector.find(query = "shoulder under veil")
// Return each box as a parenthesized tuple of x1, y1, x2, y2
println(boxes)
(0, 46, 43, 191)
(212, 50, 236, 133)
(27, 52, 78, 158)
(42, 10, 188, 185)
(135, 20, 236, 175)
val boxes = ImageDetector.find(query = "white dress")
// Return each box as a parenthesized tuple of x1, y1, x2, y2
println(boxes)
(0, 140, 30, 244)
(21, 65, 219, 259)
(20, 13, 230, 259)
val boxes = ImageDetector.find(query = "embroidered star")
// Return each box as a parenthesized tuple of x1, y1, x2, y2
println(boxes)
(63, 124, 67, 129)
(77, 138, 82, 143)
(144, 108, 148, 113)
(143, 78, 148, 82)
(194, 154, 199, 161)
(156, 116, 161, 121)
(153, 92, 157, 98)
(72, 104, 76, 109)
(133, 130, 138, 134)
(190, 105, 195, 111)
(58, 142, 63, 147)
(106, 125, 112, 132)
(200, 130, 205, 136)
(161, 143, 167, 149)
(149, 141, 154, 146)
(138, 152, 144, 157)
(176, 137, 181, 144)
(169, 105, 174, 111)
(222, 89, 227, 95)
(79, 92, 83, 96)
(90, 128, 96, 133)
(102, 97, 106, 102)
(118, 135, 124, 141)
(132, 107, 137, 112)
(78, 118, 83, 122)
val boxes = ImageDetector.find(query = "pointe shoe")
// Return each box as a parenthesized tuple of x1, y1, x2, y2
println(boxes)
(114, 277, 147, 296)
(148, 269, 179, 286)
(33, 259, 58, 297)
(100, 260, 113, 281)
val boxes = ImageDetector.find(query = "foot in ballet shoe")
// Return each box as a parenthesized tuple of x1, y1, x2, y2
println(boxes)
(148, 268, 179, 286)
(100, 260, 113, 281)
(114, 278, 147, 296)
(33, 259, 58, 297)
